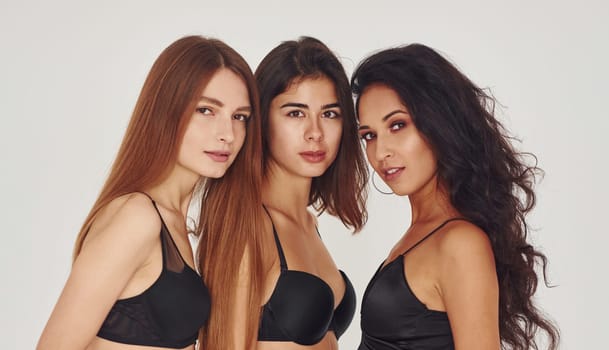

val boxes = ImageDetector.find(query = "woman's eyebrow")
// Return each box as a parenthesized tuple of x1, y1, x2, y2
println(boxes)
(280, 102, 308, 109)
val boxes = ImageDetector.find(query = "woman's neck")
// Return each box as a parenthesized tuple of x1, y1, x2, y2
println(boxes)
(408, 177, 458, 225)
(262, 164, 313, 225)
(146, 166, 199, 219)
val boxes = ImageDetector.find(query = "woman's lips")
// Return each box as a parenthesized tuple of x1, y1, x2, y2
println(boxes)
(299, 151, 326, 163)
(382, 167, 404, 181)
(204, 151, 230, 162)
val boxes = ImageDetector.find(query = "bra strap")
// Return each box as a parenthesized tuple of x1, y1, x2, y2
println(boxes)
(262, 206, 288, 271)
(401, 217, 469, 256)
(133, 191, 171, 268)
(135, 191, 165, 222)
(135, 190, 154, 202)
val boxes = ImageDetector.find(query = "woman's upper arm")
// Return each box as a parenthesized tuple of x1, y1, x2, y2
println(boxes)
(37, 194, 161, 350)
(438, 223, 500, 350)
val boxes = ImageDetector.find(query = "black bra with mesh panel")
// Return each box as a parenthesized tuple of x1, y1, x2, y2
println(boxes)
(96, 194, 210, 348)
(258, 208, 356, 345)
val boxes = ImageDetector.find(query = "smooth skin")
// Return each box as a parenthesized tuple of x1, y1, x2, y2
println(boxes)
(357, 84, 500, 350)
(37, 68, 251, 350)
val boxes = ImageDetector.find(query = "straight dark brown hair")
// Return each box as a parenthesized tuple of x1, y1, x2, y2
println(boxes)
(255, 36, 368, 230)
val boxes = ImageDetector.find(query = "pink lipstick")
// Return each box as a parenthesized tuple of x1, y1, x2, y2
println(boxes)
(299, 151, 326, 163)
(382, 167, 404, 181)
(205, 151, 230, 162)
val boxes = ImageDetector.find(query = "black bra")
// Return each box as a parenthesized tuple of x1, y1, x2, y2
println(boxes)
(97, 193, 211, 348)
(359, 218, 468, 350)
(258, 209, 356, 345)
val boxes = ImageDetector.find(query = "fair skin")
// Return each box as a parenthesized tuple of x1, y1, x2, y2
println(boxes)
(37, 68, 250, 350)
(357, 84, 500, 350)
(234, 76, 345, 350)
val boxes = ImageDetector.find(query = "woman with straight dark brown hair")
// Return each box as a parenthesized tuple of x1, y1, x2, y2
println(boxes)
(198, 36, 368, 350)
(37, 35, 262, 350)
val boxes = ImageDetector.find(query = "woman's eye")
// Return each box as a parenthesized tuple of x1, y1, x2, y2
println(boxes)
(390, 121, 406, 131)
(360, 132, 375, 142)
(287, 110, 305, 118)
(233, 114, 250, 122)
(322, 110, 340, 119)
(196, 107, 213, 115)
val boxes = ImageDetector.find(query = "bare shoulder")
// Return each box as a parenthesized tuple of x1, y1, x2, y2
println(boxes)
(435, 219, 500, 349)
(84, 192, 162, 250)
(436, 219, 494, 265)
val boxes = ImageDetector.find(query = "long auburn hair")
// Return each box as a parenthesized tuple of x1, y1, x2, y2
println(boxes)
(73, 36, 258, 259)
(352, 44, 559, 350)
(255, 36, 368, 230)
(193, 47, 264, 348)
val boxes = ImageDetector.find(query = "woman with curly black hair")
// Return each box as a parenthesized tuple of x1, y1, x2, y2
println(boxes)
(351, 44, 559, 350)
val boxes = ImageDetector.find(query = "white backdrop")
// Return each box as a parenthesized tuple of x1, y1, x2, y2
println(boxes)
(1, 0, 607, 348)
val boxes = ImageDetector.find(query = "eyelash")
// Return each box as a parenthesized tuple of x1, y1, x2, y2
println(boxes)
(233, 114, 250, 122)
(286, 110, 340, 119)
(287, 110, 305, 118)
(322, 110, 340, 119)
(360, 121, 407, 142)
(390, 121, 406, 130)
(360, 132, 375, 142)
(196, 107, 213, 115)
(197, 107, 249, 122)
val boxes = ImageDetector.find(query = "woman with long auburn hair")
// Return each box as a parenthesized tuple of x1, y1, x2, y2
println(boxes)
(351, 44, 560, 350)
(37, 35, 261, 350)
(197, 36, 368, 350)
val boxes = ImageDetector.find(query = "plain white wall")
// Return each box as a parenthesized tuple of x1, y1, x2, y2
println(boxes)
(1, 0, 607, 348)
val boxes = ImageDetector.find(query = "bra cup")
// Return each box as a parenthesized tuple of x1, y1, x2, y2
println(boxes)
(268, 271, 335, 345)
(359, 259, 454, 347)
(148, 268, 211, 342)
(100, 300, 161, 342)
(331, 271, 357, 338)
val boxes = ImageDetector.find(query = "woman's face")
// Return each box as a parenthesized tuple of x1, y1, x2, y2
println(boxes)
(266, 76, 343, 178)
(177, 68, 251, 179)
(357, 84, 438, 196)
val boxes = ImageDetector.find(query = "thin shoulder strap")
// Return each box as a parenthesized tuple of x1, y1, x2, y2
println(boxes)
(135, 190, 154, 202)
(401, 217, 469, 256)
(134, 191, 168, 267)
(136, 191, 165, 222)
(262, 205, 288, 271)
